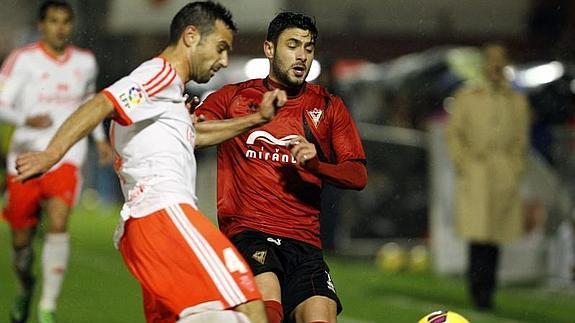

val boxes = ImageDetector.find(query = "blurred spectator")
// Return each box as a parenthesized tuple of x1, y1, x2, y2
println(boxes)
(445, 43, 530, 310)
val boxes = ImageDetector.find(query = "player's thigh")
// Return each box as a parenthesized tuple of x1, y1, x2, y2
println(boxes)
(282, 245, 342, 321)
(40, 163, 81, 207)
(231, 230, 285, 301)
(141, 285, 178, 323)
(3, 174, 42, 230)
(119, 204, 261, 318)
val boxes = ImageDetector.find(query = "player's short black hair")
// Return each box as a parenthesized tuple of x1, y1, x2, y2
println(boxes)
(169, 1, 237, 45)
(266, 12, 318, 45)
(38, 1, 74, 21)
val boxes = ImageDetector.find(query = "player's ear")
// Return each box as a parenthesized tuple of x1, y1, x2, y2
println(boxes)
(182, 25, 200, 48)
(264, 40, 274, 59)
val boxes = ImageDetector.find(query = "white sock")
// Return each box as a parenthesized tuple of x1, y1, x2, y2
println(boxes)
(39, 233, 70, 311)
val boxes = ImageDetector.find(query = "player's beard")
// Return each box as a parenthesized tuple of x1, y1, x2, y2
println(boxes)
(271, 57, 308, 88)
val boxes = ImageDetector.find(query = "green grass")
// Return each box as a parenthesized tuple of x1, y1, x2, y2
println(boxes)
(0, 203, 144, 322)
(1, 202, 574, 322)
(330, 257, 575, 323)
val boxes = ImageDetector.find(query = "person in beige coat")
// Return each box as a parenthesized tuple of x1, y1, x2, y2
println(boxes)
(445, 43, 530, 310)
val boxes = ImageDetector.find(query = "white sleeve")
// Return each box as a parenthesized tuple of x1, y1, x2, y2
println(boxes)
(0, 51, 27, 126)
(102, 73, 167, 126)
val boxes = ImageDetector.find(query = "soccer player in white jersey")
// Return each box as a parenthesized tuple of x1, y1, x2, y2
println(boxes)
(16, 2, 286, 323)
(0, 2, 113, 323)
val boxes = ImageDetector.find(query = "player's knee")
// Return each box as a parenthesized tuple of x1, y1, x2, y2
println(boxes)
(177, 310, 251, 323)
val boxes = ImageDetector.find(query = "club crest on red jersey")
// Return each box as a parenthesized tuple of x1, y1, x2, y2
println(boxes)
(307, 108, 323, 127)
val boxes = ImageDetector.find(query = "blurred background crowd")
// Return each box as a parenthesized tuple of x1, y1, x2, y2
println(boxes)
(1, 0, 574, 319)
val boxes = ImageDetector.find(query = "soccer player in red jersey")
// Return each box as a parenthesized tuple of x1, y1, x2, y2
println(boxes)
(196, 12, 368, 323)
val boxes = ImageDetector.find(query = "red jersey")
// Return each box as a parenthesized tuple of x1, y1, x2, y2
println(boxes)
(197, 78, 366, 248)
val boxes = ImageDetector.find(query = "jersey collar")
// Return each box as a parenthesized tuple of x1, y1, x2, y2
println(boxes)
(38, 41, 71, 64)
(263, 77, 306, 99)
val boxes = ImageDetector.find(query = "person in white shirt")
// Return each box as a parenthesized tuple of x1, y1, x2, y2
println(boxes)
(0, 2, 112, 323)
(15, 2, 286, 323)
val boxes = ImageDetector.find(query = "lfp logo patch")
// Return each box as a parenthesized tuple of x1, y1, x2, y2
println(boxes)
(128, 87, 143, 105)
(119, 86, 144, 110)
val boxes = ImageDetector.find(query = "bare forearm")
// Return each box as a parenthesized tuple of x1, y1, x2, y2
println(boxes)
(194, 113, 267, 149)
(47, 93, 115, 159)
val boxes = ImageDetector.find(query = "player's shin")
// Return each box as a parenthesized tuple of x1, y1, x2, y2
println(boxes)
(12, 245, 35, 293)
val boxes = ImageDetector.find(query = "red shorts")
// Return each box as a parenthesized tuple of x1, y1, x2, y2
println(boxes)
(118, 204, 261, 323)
(3, 163, 80, 229)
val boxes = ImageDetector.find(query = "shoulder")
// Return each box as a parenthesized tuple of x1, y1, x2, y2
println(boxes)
(305, 82, 330, 97)
(5, 43, 40, 63)
(510, 89, 530, 108)
(305, 83, 346, 108)
(454, 82, 486, 98)
(214, 79, 266, 98)
(129, 57, 172, 83)
(231, 78, 266, 93)
(0, 43, 38, 75)
(69, 45, 94, 57)
(69, 45, 97, 69)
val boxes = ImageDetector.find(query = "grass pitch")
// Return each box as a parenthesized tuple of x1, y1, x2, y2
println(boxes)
(1, 202, 574, 322)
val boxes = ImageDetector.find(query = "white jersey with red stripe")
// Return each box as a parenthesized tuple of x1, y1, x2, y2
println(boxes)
(103, 57, 198, 219)
(0, 42, 105, 175)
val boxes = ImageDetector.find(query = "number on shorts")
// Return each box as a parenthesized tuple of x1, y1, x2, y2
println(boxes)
(223, 248, 248, 273)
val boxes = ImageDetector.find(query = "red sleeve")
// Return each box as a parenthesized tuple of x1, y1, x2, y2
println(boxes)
(303, 95, 367, 190)
(306, 158, 367, 190)
(195, 84, 237, 120)
(330, 96, 366, 163)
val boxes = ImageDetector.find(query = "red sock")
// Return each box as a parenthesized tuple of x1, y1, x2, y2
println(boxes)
(264, 300, 283, 323)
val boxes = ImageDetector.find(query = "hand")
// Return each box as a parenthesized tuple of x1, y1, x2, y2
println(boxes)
(184, 94, 201, 114)
(191, 113, 205, 124)
(25, 114, 53, 128)
(259, 89, 287, 121)
(14, 150, 59, 182)
(96, 140, 114, 166)
(288, 135, 317, 166)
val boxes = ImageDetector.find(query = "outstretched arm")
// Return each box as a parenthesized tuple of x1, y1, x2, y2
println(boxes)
(289, 136, 367, 190)
(15, 93, 117, 181)
(194, 89, 286, 149)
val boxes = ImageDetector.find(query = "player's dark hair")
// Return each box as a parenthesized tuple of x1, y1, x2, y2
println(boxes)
(38, 1, 74, 21)
(169, 1, 237, 45)
(266, 12, 318, 45)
